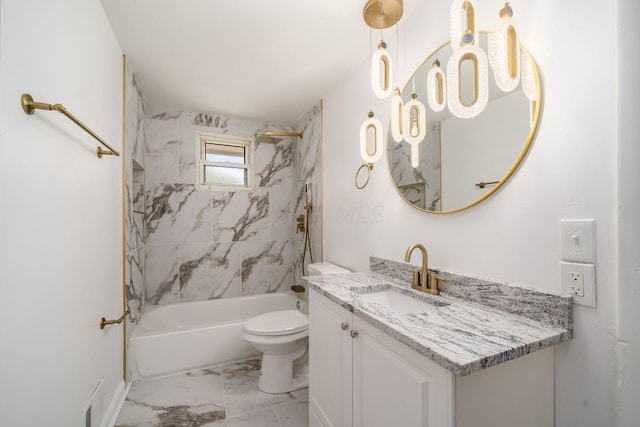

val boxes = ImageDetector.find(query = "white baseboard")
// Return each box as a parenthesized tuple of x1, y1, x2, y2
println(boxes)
(101, 380, 130, 427)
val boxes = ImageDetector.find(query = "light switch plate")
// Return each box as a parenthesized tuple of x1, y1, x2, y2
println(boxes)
(560, 219, 596, 263)
(560, 261, 596, 307)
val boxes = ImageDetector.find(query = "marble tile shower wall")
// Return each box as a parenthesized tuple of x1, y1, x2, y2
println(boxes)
(143, 106, 308, 306)
(124, 64, 147, 342)
(293, 103, 323, 286)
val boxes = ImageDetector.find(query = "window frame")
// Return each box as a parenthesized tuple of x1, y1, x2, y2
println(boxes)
(196, 131, 254, 191)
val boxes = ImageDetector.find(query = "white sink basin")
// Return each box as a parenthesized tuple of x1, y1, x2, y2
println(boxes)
(358, 288, 448, 314)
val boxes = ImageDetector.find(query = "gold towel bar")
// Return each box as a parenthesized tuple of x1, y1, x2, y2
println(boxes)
(100, 311, 130, 330)
(475, 181, 500, 189)
(20, 93, 120, 159)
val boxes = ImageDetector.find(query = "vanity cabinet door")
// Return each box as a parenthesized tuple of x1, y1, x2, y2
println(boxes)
(351, 317, 454, 427)
(309, 290, 353, 427)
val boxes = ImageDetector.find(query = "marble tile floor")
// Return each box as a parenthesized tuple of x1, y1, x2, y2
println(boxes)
(115, 358, 309, 427)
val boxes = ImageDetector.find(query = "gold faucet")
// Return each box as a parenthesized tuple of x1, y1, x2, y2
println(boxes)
(404, 243, 442, 295)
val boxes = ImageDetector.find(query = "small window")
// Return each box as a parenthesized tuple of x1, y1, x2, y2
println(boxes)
(197, 132, 253, 190)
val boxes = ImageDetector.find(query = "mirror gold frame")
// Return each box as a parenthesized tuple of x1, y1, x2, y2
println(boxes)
(387, 33, 543, 214)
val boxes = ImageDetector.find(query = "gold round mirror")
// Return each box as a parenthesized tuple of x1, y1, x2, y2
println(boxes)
(387, 33, 542, 213)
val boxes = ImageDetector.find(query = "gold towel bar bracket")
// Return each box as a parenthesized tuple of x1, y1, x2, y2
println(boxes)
(475, 180, 500, 189)
(100, 311, 130, 330)
(20, 93, 120, 159)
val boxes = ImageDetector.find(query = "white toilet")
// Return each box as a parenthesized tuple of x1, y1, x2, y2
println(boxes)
(243, 262, 350, 394)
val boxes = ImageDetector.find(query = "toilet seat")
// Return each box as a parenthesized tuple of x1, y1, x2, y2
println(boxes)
(244, 310, 308, 336)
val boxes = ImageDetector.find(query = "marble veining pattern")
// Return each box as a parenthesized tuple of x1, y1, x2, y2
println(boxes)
(142, 103, 321, 307)
(370, 256, 573, 330)
(389, 124, 441, 211)
(115, 359, 308, 427)
(124, 62, 147, 342)
(304, 271, 572, 376)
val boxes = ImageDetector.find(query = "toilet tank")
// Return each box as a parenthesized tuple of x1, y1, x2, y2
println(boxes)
(307, 262, 350, 276)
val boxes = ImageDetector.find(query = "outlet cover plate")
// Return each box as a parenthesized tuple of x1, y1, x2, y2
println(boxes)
(561, 261, 596, 307)
(560, 219, 596, 263)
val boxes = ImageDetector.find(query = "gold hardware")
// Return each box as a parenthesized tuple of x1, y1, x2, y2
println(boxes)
(350, 330, 358, 338)
(363, 0, 403, 29)
(355, 162, 374, 190)
(264, 131, 303, 138)
(341, 322, 349, 331)
(291, 285, 305, 293)
(475, 181, 500, 189)
(20, 93, 120, 158)
(427, 273, 447, 296)
(405, 243, 429, 289)
(296, 214, 305, 233)
(405, 243, 441, 295)
(100, 310, 130, 330)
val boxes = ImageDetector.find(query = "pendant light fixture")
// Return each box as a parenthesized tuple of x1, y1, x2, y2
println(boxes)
(450, 0, 479, 52)
(357, 0, 403, 189)
(447, 0, 488, 119)
(390, 87, 404, 142)
(427, 59, 447, 112)
(364, 0, 402, 100)
(488, 2, 520, 92)
(360, 111, 384, 163)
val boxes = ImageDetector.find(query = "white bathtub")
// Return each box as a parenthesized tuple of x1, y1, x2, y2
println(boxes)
(130, 292, 308, 380)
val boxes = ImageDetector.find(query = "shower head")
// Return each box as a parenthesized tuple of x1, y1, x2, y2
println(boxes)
(255, 130, 303, 144)
(255, 134, 283, 144)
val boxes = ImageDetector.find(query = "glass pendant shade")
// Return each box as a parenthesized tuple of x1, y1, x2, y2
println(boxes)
(521, 53, 538, 102)
(390, 88, 404, 142)
(450, 0, 479, 51)
(410, 141, 420, 168)
(446, 43, 489, 119)
(427, 61, 447, 112)
(488, 6, 520, 92)
(402, 97, 427, 144)
(360, 114, 384, 163)
(372, 45, 393, 99)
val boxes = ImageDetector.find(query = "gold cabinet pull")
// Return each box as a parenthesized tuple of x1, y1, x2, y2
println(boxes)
(100, 311, 129, 330)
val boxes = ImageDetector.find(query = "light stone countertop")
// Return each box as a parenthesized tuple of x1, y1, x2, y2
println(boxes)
(303, 271, 572, 376)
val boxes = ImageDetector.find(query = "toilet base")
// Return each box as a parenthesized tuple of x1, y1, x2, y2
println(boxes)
(258, 345, 308, 394)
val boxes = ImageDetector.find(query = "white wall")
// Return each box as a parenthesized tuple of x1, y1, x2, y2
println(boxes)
(0, 0, 125, 425)
(322, 0, 631, 425)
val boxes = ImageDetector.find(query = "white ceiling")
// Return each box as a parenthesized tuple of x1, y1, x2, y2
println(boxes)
(101, 0, 424, 126)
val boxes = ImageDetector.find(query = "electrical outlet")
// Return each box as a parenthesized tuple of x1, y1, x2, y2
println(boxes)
(561, 262, 596, 307)
(568, 271, 584, 296)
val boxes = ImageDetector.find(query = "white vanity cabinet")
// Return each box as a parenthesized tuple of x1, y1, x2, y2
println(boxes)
(309, 288, 555, 427)
(309, 289, 453, 427)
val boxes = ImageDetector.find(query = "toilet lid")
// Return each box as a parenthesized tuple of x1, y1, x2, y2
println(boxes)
(244, 310, 309, 336)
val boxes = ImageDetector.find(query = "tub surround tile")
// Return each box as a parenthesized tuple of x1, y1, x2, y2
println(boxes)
(140, 103, 321, 305)
(212, 190, 269, 242)
(126, 247, 145, 325)
(255, 139, 293, 188)
(145, 244, 180, 305)
(241, 241, 293, 295)
(304, 271, 572, 376)
(146, 183, 213, 244)
(370, 257, 573, 330)
(269, 179, 294, 242)
(145, 118, 179, 184)
(179, 242, 242, 302)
